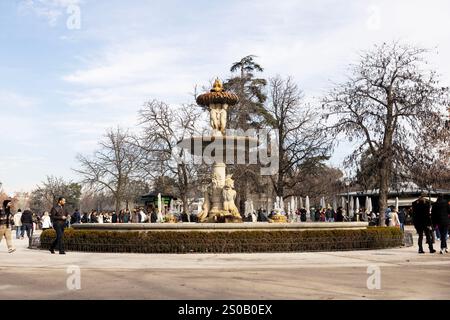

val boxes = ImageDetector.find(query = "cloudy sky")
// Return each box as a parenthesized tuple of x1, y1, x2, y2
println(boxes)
(1, 0, 449, 193)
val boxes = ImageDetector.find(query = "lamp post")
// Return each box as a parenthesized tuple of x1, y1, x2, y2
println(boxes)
(426, 184, 433, 213)
(345, 178, 350, 220)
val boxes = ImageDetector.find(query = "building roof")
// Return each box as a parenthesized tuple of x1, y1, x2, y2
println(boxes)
(338, 187, 450, 197)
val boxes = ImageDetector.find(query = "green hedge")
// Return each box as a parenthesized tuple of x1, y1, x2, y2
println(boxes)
(40, 227, 403, 253)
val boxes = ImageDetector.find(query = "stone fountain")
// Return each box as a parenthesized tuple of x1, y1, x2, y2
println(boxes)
(71, 78, 371, 249)
(181, 79, 257, 223)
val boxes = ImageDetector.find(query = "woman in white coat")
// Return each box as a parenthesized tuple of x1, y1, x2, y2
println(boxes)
(13, 210, 23, 239)
(41, 212, 52, 231)
(389, 209, 401, 227)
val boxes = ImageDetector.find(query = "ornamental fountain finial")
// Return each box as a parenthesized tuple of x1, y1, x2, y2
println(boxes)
(211, 78, 224, 92)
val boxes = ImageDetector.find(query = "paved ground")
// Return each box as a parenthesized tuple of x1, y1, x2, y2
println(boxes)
(0, 227, 449, 300)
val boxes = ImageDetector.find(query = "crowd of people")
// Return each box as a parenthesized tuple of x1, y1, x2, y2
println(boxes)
(0, 194, 448, 255)
(258, 206, 393, 225)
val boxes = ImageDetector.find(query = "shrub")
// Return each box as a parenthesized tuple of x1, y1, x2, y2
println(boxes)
(40, 227, 403, 254)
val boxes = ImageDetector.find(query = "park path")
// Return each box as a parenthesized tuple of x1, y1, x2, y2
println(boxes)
(1, 227, 449, 299)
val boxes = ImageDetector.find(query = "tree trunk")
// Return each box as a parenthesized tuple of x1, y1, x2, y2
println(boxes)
(378, 160, 390, 226)
(115, 197, 120, 215)
(178, 162, 190, 222)
(181, 193, 189, 222)
(277, 173, 284, 198)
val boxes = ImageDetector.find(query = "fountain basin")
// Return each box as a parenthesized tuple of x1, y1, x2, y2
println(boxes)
(72, 222, 369, 232)
(179, 135, 258, 158)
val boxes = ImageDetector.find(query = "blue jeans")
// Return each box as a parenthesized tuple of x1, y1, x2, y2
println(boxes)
(16, 226, 22, 239)
(21, 223, 33, 247)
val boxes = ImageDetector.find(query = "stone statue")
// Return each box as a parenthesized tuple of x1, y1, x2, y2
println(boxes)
(209, 103, 227, 135)
(197, 186, 210, 222)
(222, 175, 239, 216)
(218, 103, 227, 135)
(211, 172, 220, 189)
(210, 104, 220, 132)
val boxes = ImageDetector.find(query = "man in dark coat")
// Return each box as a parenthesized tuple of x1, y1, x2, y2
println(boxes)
(50, 197, 69, 254)
(432, 195, 449, 254)
(412, 195, 436, 254)
(20, 208, 34, 248)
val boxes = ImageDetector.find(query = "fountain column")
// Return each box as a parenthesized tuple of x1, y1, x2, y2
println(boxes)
(182, 78, 256, 222)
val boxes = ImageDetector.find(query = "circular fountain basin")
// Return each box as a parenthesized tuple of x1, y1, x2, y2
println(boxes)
(179, 135, 258, 158)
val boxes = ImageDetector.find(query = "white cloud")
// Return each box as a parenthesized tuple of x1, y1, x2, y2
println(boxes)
(0, 90, 38, 110)
(18, 0, 81, 26)
(5, 0, 450, 192)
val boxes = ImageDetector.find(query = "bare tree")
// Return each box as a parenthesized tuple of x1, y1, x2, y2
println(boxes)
(75, 127, 142, 214)
(29, 176, 81, 213)
(137, 100, 205, 217)
(323, 42, 449, 225)
(407, 109, 450, 190)
(266, 76, 331, 198)
(79, 187, 115, 213)
(292, 164, 344, 207)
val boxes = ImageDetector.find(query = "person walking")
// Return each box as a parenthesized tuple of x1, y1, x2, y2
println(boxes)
(41, 212, 52, 231)
(49, 197, 68, 254)
(13, 209, 23, 239)
(0, 200, 16, 253)
(20, 208, 34, 248)
(389, 208, 401, 227)
(412, 195, 436, 254)
(398, 208, 406, 232)
(431, 195, 449, 254)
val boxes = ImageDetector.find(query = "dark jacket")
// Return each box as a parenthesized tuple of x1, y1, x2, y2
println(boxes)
(412, 199, 432, 228)
(0, 208, 11, 227)
(150, 211, 157, 223)
(90, 214, 98, 223)
(50, 204, 68, 223)
(398, 209, 406, 224)
(431, 198, 450, 226)
(336, 209, 344, 222)
(1, 200, 12, 227)
(21, 210, 34, 224)
(71, 211, 81, 224)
